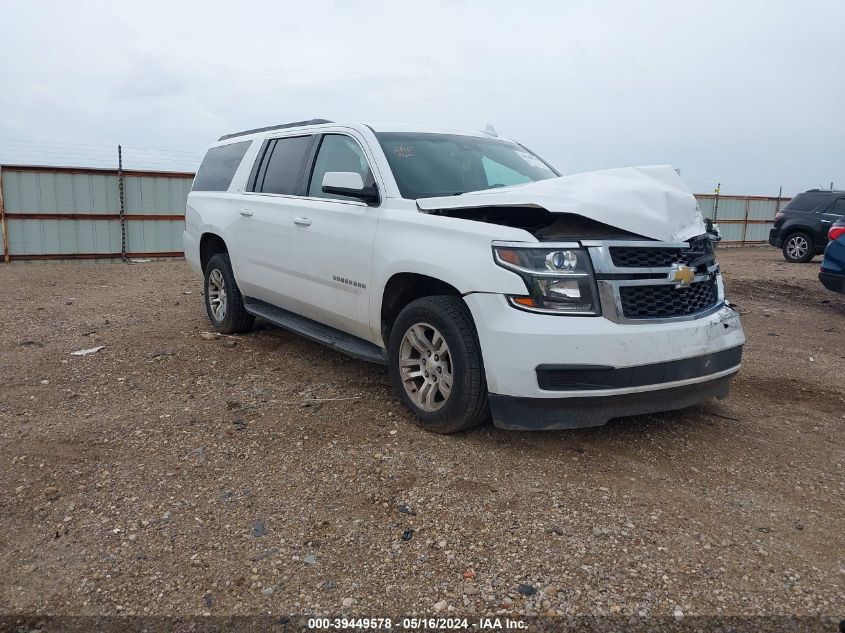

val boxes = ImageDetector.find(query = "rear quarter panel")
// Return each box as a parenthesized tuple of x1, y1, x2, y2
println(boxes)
(821, 236, 845, 275)
(781, 213, 825, 249)
(184, 191, 242, 281)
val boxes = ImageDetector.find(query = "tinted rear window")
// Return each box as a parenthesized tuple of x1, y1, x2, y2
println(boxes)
(192, 141, 251, 192)
(782, 192, 829, 213)
(256, 135, 314, 195)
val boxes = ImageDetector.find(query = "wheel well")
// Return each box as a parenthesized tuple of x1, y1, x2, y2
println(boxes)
(200, 233, 228, 271)
(783, 227, 813, 244)
(381, 273, 462, 342)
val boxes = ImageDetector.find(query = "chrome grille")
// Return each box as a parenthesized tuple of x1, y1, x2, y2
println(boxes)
(586, 235, 724, 324)
(610, 236, 714, 269)
(619, 279, 719, 319)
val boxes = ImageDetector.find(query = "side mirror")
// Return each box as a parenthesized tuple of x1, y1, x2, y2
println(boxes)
(322, 171, 379, 205)
(704, 218, 722, 244)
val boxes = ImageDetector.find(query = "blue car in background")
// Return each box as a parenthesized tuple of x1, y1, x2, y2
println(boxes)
(819, 219, 845, 294)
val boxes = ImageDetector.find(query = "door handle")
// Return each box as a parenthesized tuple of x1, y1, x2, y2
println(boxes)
(293, 217, 312, 226)
(239, 208, 254, 217)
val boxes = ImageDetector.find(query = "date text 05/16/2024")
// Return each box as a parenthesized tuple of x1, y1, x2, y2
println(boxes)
(306, 617, 527, 630)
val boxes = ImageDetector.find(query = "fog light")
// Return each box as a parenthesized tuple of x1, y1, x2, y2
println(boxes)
(545, 250, 577, 271)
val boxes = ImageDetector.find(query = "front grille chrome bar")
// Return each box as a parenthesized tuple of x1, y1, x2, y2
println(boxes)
(586, 239, 725, 324)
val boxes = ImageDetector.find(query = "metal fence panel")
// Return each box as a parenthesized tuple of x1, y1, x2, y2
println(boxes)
(748, 199, 777, 220)
(125, 219, 182, 254)
(5, 171, 37, 212)
(1, 164, 792, 262)
(697, 196, 716, 219)
(1, 165, 191, 260)
(744, 223, 774, 242)
(717, 222, 746, 243)
(694, 193, 789, 244)
(123, 175, 190, 216)
(92, 174, 120, 214)
(7, 219, 40, 255)
(716, 197, 748, 222)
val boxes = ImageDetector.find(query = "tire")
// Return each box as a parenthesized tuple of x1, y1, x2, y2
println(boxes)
(388, 296, 489, 433)
(203, 253, 254, 334)
(782, 231, 814, 263)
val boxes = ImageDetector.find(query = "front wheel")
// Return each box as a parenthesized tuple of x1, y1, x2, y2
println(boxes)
(388, 296, 489, 433)
(782, 232, 814, 263)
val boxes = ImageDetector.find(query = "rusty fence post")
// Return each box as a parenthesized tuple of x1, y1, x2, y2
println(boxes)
(741, 197, 750, 245)
(0, 166, 9, 263)
(713, 183, 720, 223)
(118, 145, 127, 262)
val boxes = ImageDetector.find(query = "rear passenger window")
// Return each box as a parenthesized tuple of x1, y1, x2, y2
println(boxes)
(192, 141, 251, 192)
(782, 192, 828, 213)
(829, 198, 845, 216)
(255, 135, 313, 195)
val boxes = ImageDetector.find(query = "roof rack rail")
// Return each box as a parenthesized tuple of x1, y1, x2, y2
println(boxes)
(219, 119, 334, 141)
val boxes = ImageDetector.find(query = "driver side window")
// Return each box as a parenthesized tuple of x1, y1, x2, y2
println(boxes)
(308, 134, 374, 200)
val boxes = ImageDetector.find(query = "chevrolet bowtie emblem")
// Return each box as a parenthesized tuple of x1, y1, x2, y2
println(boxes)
(669, 263, 695, 287)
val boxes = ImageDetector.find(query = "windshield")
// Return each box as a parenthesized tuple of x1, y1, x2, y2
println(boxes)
(375, 132, 559, 199)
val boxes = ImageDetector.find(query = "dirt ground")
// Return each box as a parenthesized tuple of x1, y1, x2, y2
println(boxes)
(0, 247, 843, 625)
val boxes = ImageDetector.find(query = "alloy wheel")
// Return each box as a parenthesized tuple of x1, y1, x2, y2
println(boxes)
(786, 235, 809, 260)
(207, 268, 227, 321)
(398, 322, 453, 412)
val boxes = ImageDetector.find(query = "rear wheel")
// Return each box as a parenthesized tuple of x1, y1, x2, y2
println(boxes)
(782, 231, 814, 263)
(203, 253, 254, 333)
(388, 296, 489, 433)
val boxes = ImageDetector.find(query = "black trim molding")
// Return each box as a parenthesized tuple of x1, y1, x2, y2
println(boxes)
(490, 376, 734, 430)
(536, 346, 743, 391)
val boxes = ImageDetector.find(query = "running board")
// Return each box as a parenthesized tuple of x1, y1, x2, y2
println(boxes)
(243, 297, 387, 365)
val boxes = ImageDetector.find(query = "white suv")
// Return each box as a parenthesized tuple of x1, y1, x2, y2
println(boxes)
(184, 119, 745, 433)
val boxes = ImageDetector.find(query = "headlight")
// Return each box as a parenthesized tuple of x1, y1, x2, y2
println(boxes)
(493, 244, 600, 315)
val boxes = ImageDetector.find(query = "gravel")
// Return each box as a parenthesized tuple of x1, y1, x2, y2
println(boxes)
(0, 247, 843, 621)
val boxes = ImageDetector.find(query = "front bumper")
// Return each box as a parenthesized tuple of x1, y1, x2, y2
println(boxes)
(768, 228, 782, 248)
(489, 375, 734, 430)
(464, 293, 745, 429)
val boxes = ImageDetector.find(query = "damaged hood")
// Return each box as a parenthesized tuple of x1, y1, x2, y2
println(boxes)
(416, 165, 704, 243)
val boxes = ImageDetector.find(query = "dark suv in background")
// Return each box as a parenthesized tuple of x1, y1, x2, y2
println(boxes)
(769, 189, 845, 262)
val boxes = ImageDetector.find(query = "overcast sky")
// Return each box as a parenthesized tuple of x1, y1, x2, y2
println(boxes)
(2, 0, 843, 194)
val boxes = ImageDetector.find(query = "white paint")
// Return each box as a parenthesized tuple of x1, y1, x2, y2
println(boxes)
(322, 171, 364, 191)
(466, 294, 745, 397)
(417, 165, 704, 243)
(185, 122, 745, 402)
